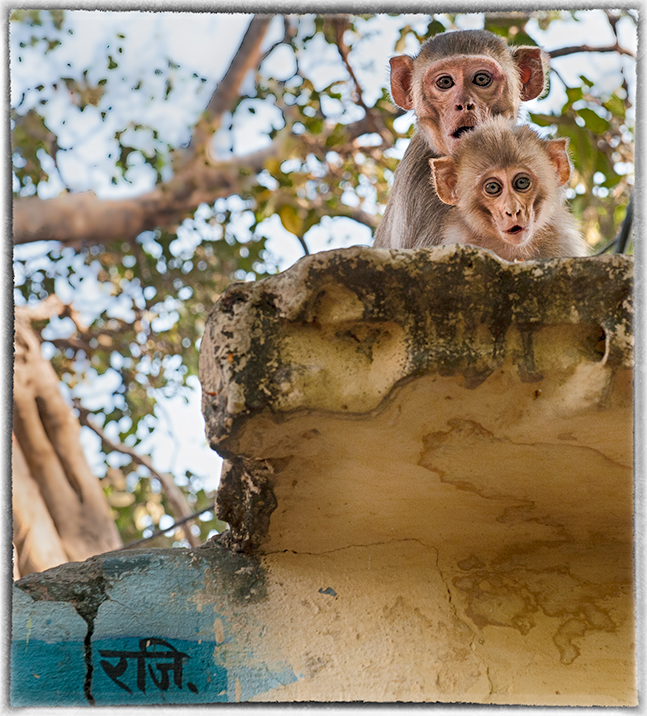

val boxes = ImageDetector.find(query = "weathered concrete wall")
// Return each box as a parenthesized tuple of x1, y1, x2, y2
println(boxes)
(12, 545, 297, 705)
(12, 246, 635, 706)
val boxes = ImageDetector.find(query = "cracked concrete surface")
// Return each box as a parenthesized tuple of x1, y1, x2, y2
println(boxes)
(199, 245, 635, 704)
(252, 540, 493, 702)
(11, 246, 635, 706)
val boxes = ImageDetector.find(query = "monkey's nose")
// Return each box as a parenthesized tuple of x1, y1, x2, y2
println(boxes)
(505, 208, 521, 217)
(455, 103, 475, 111)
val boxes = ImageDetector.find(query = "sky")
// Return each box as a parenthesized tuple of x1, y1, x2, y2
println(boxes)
(8, 9, 638, 508)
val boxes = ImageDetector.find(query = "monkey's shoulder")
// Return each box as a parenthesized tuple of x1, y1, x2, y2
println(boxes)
(439, 211, 472, 246)
(375, 132, 448, 249)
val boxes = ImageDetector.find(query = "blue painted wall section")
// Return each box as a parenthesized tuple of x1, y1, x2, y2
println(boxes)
(11, 588, 88, 707)
(11, 542, 296, 706)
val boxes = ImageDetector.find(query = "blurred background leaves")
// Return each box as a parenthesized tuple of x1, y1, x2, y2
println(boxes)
(10, 11, 636, 555)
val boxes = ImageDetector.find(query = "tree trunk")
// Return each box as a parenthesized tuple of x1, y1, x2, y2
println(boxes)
(13, 308, 123, 574)
(12, 433, 69, 578)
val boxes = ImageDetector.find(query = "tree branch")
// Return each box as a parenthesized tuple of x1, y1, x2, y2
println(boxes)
(343, 112, 404, 143)
(16, 294, 62, 321)
(549, 43, 635, 59)
(13, 312, 123, 560)
(74, 400, 201, 547)
(12, 433, 69, 576)
(331, 16, 392, 145)
(14, 15, 275, 248)
(341, 207, 380, 229)
(49, 337, 91, 354)
(191, 14, 273, 155)
(295, 233, 310, 256)
(119, 501, 217, 550)
(13, 142, 282, 247)
(259, 16, 294, 67)
(604, 9, 621, 37)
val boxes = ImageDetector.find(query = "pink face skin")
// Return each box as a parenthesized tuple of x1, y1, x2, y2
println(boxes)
(477, 167, 539, 246)
(417, 55, 511, 155)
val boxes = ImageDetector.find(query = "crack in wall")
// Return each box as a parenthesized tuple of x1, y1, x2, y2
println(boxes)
(421, 417, 631, 474)
(15, 559, 111, 705)
(82, 618, 96, 704)
(485, 666, 494, 697)
(262, 536, 434, 557)
(432, 546, 480, 649)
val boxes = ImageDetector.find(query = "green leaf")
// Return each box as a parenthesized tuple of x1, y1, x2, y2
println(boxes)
(601, 171, 623, 189)
(577, 107, 610, 135)
(509, 31, 537, 46)
(50, 10, 65, 30)
(11, 108, 58, 188)
(567, 88, 583, 103)
(305, 117, 324, 135)
(528, 112, 557, 128)
(426, 20, 446, 37)
(484, 15, 527, 38)
(600, 172, 622, 189)
(594, 151, 611, 178)
(561, 86, 583, 112)
(10, 9, 43, 25)
(603, 94, 625, 119)
(559, 121, 595, 177)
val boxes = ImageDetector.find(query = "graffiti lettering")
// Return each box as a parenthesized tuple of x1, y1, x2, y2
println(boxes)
(99, 638, 198, 694)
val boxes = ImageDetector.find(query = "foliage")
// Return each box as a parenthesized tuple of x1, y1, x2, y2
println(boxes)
(11, 11, 636, 547)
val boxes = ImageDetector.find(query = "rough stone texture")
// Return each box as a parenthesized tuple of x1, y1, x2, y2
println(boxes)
(12, 245, 635, 706)
(199, 245, 635, 704)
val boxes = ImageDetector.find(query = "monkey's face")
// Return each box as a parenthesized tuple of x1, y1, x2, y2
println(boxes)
(413, 54, 515, 155)
(472, 167, 545, 246)
(431, 120, 572, 257)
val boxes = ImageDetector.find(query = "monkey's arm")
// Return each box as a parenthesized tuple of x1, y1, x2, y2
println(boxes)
(373, 133, 450, 249)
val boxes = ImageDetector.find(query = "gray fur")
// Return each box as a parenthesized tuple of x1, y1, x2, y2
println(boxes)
(373, 133, 447, 249)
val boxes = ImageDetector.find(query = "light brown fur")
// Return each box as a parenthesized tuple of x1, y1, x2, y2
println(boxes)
(373, 30, 548, 249)
(429, 117, 589, 260)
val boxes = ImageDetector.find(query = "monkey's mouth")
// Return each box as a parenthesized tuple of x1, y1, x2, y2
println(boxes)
(452, 125, 476, 139)
(501, 225, 528, 245)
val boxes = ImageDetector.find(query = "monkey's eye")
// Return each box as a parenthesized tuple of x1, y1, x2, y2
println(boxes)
(436, 75, 454, 90)
(473, 71, 493, 87)
(484, 180, 502, 196)
(513, 174, 531, 191)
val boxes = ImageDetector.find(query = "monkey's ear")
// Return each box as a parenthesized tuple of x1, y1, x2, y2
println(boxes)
(429, 157, 458, 205)
(390, 55, 415, 110)
(511, 46, 547, 101)
(545, 137, 571, 186)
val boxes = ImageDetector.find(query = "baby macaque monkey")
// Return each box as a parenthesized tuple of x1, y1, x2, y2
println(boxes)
(429, 117, 589, 260)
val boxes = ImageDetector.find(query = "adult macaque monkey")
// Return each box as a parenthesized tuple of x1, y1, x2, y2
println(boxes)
(373, 29, 548, 249)
(429, 117, 589, 260)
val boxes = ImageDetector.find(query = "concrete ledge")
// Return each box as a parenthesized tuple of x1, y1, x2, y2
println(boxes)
(200, 246, 632, 454)
(13, 246, 635, 705)
(199, 246, 633, 553)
